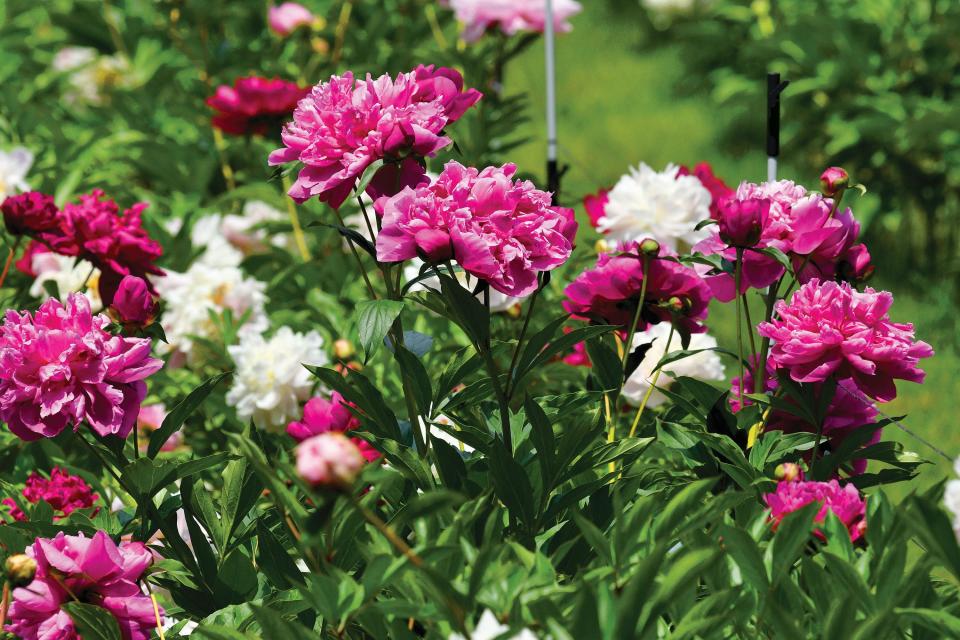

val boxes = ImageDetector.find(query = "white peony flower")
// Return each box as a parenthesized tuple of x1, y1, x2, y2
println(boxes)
(52, 46, 129, 106)
(945, 458, 960, 540)
(226, 327, 328, 431)
(420, 415, 474, 453)
(404, 259, 519, 313)
(598, 163, 712, 251)
(190, 201, 289, 256)
(155, 257, 268, 363)
(28, 252, 102, 311)
(642, 0, 696, 13)
(449, 610, 538, 640)
(0, 146, 33, 199)
(622, 323, 725, 408)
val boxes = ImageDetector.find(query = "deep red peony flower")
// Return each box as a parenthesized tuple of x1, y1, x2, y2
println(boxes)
(207, 76, 310, 137)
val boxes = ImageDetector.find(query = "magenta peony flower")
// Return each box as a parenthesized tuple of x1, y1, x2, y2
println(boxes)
(14, 240, 48, 277)
(678, 162, 734, 219)
(296, 432, 367, 488)
(764, 477, 867, 542)
(59, 190, 165, 305)
(820, 166, 850, 197)
(444, 0, 583, 42)
(716, 196, 768, 248)
(563, 245, 712, 334)
(757, 280, 933, 402)
(0, 294, 163, 441)
(1, 191, 60, 239)
(269, 67, 481, 208)
(376, 161, 577, 297)
(1, 467, 100, 523)
(207, 76, 309, 137)
(287, 392, 380, 462)
(110, 275, 156, 326)
(268, 2, 314, 36)
(5, 531, 161, 640)
(583, 188, 609, 229)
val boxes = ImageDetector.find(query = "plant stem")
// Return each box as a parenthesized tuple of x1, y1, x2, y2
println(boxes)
(151, 593, 166, 640)
(619, 254, 652, 379)
(351, 495, 423, 567)
(0, 237, 22, 289)
(505, 284, 541, 400)
(331, 207, 378, 299)
(810, 418, 825, 466)
(331, 0, 353, 66)
(0, 581, 9, 629)
(734, 248, 745, 402)
(755, 276, 782, 393)
(741, 291, 758, 362)
(282, 175, 312, 261)
(627, 325, 675, 439)
(211, 128, 236, 191)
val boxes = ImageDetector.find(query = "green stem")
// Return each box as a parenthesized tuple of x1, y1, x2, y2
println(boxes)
(626, 325, 675, 439)
(331, 207, 378, 299)
(755, 276, 783, 393)
(282, 175, 312, 262)
(741, 291, 758, 363)
(734, 249, 745, 402)
(619, 254, 652, 379)
(505, 284, 541, 400)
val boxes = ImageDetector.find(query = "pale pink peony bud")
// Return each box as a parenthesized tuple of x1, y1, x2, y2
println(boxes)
(268, 2, 314, 37)
(296, 432, 366, 488)
(819, 167, 850, 197)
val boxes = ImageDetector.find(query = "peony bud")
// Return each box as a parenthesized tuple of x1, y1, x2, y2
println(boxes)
(5, 553, 37, 587)
(110, 275, 156, 326)
(594, 238, 610, 254)
(1, 192, 59, 237)
(717, 198, 769, 248)
(639, 238, 660, 257)
(333, 338, 355, 360)
(819, 167, 849, 197)
(296, 432, 366, 488)
(268, 2, 314, 37)
(775, 462, 802, 482)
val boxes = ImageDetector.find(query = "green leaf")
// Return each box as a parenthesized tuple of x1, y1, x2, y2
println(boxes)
(393, 345, 433, 416)
(355, 299, 404, 363)
(355, 158, 386, 195)
(250, 605, 322, 639)
(255, 520, 305, 589)
(149, 372, 231, 458)
(194, 625, 259, 640)
(771, 501, 820, 584)
(572, 510, 612, 565)
(488, 438, 535, 528)
(438, 273, 489, 346)
(717, 524, 769, 589)
(584, 336, 621, 392)
(62, 602, 122, 640)
(120, 457, 177, 498)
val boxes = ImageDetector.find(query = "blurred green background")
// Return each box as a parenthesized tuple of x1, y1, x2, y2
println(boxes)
(505, 1, 959, 488)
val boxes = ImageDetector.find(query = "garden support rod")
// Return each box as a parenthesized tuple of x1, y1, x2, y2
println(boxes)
(544, 0, 560, 200)
(767, 72, 789, 182)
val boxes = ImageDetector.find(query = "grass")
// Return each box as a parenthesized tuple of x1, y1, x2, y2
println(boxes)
(505, 2, 959, 490)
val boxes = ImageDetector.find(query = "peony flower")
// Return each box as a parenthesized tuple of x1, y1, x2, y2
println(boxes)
(1, 467, 99, 522)
(1, 191, 57, 238)
(583, 188, 609, 228)
(716, 196, 768, 248)
(678, 162, 733, 219)
(944, 457, 960, 542)
(0, 294, 163, 441)
(268, 2, 314, 36)
(111, 275, 156, 326)
(820, 167, 849, 197)
(296, 432, 366, 488)
(377, 161, 577, 297)
(57, 190, 165, 306)
(764, 477, 867, 542)
(27, 250, 102, 311)
(136, 403, 182, 453)
(51, 46, 130, 106)
(594, 163, 712, 251)
(563, 245, 712, 335)
(757, 280, 934, 402)
(226, 327, 328, 431)
(269, 67, 481, 208)
(444, 0, 583, 43)
(622, 324, 725, 408)
(0, 146, 33, 200)
(5, 531, 161, 640)
(730, 358, 879, 474)
(207, 76, 309, 137)
(448, 609, 538, 640)
(287, 392, 380, 462)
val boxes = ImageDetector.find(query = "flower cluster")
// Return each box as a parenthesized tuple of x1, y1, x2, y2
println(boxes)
(269, 66, 481, 208)
(287, 391, 380, 462)
(563, 244, 711, 335)
(764, 476, 867, 542)
(207, 76, 309, 137)
(0, 294, 163, 441)
(757, 279, 934, 402)
(1, 467, 99, 522)
(5, 531, 161, 640)
(377, 161, 577, 297)
(443, 0, 583, 42)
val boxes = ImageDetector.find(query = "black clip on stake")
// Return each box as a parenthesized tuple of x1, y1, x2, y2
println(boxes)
(767, 72, 790, 160)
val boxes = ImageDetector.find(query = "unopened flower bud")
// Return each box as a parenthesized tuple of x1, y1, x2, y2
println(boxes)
(296, 432, 366, 489)
(775, 463, 802, 482)
(717, 198, 769, 248)
(639, 238, 660, 257)
(594, 238, 610, 254)
(5, 553, 37, 587)
(819, 167, 849, 197)
(333, 339, 355, 360)
(665, 296, 690, 314)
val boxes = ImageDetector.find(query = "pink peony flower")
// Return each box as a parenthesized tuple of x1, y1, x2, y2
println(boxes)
(376, 161, 577, 297)
(563, 245, 712, 334)
(14, 240, 48, 277)
(678, 162, 733, 219)
(287, 392, 380, 462)
(1, 191, 60, 239)
(5, 531, 161, 640)
(1, 467, 100, 523)
(444, 0, 583, 42)
(731, 357, 879, 474)
(207, 76, 309, 137)
(268, 2, 314, 36)
(110, 275, 156, 326)
(820, 166, 850, 197)
(764, 477, 867, 542)
(59, 190, 165, 305)
(583, 188, 609, 229)
(0, 294, 163, 441)
(269, 67, 481, 208)
(716, 196, 768, 248)
(757, 280, 933, 402)
(296, 432, 367, 488)
(136, 403, 182, 453)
